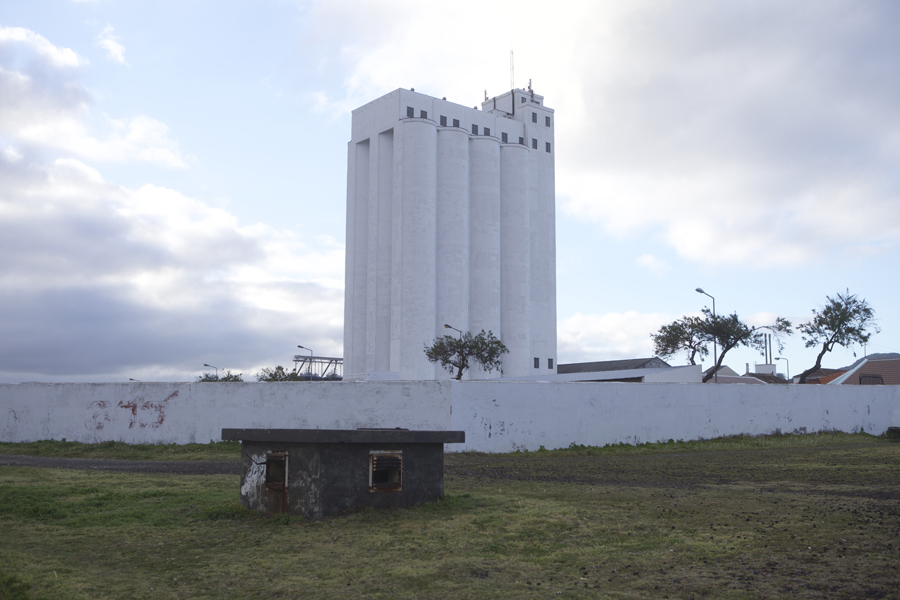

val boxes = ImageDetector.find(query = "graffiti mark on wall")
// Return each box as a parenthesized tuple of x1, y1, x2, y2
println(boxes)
(86, 392, 178, 430)
(86, 401, 111, 430)
(241, 454, 266, 507)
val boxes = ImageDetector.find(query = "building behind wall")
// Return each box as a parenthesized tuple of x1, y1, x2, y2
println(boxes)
(344, 87, 557, 380)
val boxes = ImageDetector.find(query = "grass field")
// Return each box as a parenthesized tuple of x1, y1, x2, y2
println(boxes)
(1, 433, 897, 599)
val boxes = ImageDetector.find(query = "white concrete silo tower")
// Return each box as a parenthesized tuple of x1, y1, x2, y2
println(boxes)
(343, 87, 557, 380)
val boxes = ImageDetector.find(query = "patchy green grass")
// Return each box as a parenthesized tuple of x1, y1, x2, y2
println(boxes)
(0, 439, 240, 461)
(0, 432, 897, 599)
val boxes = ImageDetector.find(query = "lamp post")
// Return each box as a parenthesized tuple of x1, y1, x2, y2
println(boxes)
(297, 345, 313, 377)
(203, 364, 218, 379)
(775, 357, 790, 381)
(443, 324, 462, 339)
(695, 288, 717, 383)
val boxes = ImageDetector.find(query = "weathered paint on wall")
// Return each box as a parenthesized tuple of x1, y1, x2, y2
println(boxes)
(0, 381, 451, 445)
(1, 381, 897, 452)
(449, 381, 899, 452)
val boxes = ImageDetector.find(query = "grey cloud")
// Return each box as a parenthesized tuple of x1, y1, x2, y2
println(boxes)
(561, 1, 900, 264)
(0, 149, 267, 271)
(0, 151, 343, 382)
(0, 281, 342, 379)
(578, 2, 900, 174)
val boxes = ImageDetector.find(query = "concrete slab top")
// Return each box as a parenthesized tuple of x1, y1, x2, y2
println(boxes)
(221, 428, 465, 444)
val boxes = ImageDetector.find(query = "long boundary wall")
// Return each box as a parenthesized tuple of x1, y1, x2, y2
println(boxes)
(1, 381, 897, 452)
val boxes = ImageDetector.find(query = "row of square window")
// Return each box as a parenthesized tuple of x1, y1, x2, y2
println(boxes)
(404, 107, 551, 152)
(407, 106, 551, 127)
(535, 357, 554, 369)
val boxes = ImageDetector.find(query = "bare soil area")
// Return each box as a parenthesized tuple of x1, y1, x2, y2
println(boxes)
(0, 454, 239, 475)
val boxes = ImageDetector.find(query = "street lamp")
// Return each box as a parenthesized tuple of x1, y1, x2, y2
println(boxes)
(203, 364, 218, 379)
(297, 345, 313, 377)
(443, 324, 462, 339)
(774, 357, 790, 381)
(695, 288, 717, 383)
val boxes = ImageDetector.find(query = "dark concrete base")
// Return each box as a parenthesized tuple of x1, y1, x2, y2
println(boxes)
(222, 429, 465, 520)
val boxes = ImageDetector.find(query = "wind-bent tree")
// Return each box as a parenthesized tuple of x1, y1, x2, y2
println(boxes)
(700, 309, 792, 382)
(651, 315, 709, 365)
(797, 290, 879, 384)
(424, 329, 509, 380)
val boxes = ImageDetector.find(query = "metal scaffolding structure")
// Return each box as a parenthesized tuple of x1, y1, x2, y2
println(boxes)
(291, 355, 343, 379)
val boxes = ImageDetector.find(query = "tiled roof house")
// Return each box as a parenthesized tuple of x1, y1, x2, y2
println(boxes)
(832, 357, 900, 385)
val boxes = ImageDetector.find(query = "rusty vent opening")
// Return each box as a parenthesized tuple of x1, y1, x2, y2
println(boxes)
(265, 452, 288, 491)
(369, 451, 402, 492)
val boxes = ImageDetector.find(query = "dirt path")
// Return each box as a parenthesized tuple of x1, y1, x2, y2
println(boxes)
(0, 454, 240, 475)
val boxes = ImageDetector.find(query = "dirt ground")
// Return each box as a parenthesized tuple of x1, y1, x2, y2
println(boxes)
(2, 442, 898, 599)
(4, 442, 897, 497)
(444, 444, 900, 496)
(0, 454, 240, 475)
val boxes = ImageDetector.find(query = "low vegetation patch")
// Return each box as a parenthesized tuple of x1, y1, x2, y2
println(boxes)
(0, 432, 896, 599)
(0, 439, 240, 461)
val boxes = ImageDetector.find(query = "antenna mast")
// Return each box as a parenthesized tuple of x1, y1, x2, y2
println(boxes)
(510, 50, 514, 89)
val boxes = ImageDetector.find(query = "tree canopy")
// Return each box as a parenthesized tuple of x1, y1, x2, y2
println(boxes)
(797, 290, 878, 384)
(257, 366, 305, 382)
(196, 370, 243, 382)
(424, 329, 509, 380)
(651, 310, 792, 382)
(651, 315, 709, 365)
(700, 309, 792, 382)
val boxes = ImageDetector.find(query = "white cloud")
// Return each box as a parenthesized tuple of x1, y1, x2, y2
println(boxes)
(0, 26, 344, 381)
(558, 311, 675, 364)
(636, 254, 669, 275)
(307, 0, 900, 270)
(2, 147, 22, 163)
(0, 26, 184, 167)
(0, 27, 83, 67)
(95, 25, 129, 66)
(0, 150, 345, 381)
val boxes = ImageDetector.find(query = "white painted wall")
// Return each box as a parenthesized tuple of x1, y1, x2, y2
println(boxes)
(1, 382, 896, 451)
(449, 381, 898, 452)
(0, 382, 451, 445)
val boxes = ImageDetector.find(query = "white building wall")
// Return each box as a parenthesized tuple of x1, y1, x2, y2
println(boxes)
(373, 130, 394, 371)
(345, 88, 557, 380)
(435, 128, 470, 379)
(2, 382, 897, 452)
(468, 136, 502, 378)
(398, 119, 438, 380)
(500, 144, 531, 377)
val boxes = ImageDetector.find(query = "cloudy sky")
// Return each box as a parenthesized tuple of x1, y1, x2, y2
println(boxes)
(1, 0, 897, 383)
